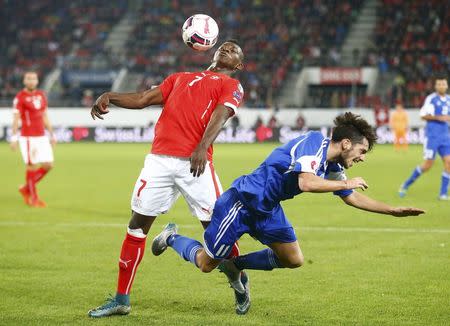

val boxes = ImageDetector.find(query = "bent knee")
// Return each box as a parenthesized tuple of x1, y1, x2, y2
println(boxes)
(422, 162, 433, 172)
(444, 161, 450, 171)
(198, 263, 215, 273)
(283, 254, 304, 269)
(42, 162, 54, 170)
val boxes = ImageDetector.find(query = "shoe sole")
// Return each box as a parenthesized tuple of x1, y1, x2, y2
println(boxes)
(88, 305, 131, 318)
(151, 235, 167, 256)
(151, 224, 178, 256)
(235, 272, 251, 315)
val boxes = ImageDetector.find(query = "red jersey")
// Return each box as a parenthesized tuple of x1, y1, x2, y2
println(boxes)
(13, 89, 48, 136)
(152, 71, 244, 161)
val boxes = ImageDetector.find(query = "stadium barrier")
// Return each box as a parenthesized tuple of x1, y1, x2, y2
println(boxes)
(0, 108, 425, 144)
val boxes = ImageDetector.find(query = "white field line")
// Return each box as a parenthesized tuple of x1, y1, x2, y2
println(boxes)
(0, 221, 449, 234)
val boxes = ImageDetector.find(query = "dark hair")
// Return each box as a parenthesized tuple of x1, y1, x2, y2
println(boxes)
(433, 72, 447, 82)
(226, 39, 240, 46)
(331, 112, 377, 151)
(24, 70, 38, 76)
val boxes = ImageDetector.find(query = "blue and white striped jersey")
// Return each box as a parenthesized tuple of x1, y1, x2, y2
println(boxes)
(231, 131, 353, 215)
(420, 92, 450, 138)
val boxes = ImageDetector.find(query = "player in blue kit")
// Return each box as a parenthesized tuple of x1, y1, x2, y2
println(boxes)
(152, 112, 425, 314)
(399, 74, 450, 200)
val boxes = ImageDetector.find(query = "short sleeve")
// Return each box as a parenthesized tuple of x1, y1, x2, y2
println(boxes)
(218, 79, 244, 114)
(292, 133, 324, 174)
(326, 163, 353, 197)
(420, 95, 434, 116)
(159, 73, 178, 102)
(12, 96, 20, 113)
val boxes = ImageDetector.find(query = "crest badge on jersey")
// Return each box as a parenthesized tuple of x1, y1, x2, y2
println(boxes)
(233, 90, 242, 102)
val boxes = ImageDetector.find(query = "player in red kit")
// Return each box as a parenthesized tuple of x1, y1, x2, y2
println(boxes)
(88, 40, 249, 317)
(10, 71, 56, 208)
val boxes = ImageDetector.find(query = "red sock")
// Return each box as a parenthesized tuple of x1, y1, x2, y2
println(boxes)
(117, 232, 146, 295)
(33, 167, 50, 184)
(26, 169, 37, 200)
(227, 242, 240, 259)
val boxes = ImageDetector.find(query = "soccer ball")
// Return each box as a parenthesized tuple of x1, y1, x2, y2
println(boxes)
(182, 14, 219, 51)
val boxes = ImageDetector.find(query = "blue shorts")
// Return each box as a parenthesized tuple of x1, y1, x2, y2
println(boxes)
(423, 136, 450, 160)
(203, 188, 297, 259)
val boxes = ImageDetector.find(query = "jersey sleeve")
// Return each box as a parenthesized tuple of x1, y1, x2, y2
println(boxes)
(12, 96, 21, 113)
(158, 73, 178, 102)
(326, 163, 353, 197)
(420, 94, 435, 116)
(217, 79, 244, 114)
(292, 133, 324, 175)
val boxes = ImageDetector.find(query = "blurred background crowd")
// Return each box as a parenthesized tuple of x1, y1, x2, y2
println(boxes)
(0, 0, 448, 108)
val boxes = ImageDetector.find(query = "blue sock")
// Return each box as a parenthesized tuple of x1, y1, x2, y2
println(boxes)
(115, 293, 130, 306)
(168, 234, 203, 267)
(403, 166, 422, 189)
(440, 171, 450, 196)
(233, 248, 284, 271)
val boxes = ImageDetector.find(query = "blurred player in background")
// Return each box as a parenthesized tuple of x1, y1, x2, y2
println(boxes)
(399, 74, 450, 200)
(152, 112, 424, 313)
(389, 102, 409, 151)
(10, 71, 56, 208)
(88, 41, 247, 317)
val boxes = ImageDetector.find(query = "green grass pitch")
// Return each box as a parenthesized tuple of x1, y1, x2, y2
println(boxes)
(0, 142, 449, 325)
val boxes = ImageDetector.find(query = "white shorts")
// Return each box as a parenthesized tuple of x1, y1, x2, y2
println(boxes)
(19, 136, 54, 165)
(131, 154, 223, 221)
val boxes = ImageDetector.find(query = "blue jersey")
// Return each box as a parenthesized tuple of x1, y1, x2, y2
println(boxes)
(231, 131, 353, 215)
(420, 92, 450, 139)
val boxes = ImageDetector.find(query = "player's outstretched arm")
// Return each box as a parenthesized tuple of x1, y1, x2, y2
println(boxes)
(90, 87, 164, 120)
(298, 173, 368, 193)
(340, 191, 425, 217)
(190, 104, 233, 177)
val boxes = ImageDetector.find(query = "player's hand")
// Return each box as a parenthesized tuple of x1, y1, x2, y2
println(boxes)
(50, 134, 57, 147)
(91, 93, 110, 120)
(389, 207, 425, 217)
(190, 146, 208, 177)
(346, 177, 369, 191)
(10, 141, 18, 151)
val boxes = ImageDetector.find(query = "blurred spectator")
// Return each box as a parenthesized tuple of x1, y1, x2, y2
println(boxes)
(255, 124, 273, 142)
(253, 116, 264, 130)
(363, 0, 449, 107)
(81, 89, 94, 107)
(0, 0, 365, 107)
(0, 0, 127, 105)
(389, 102, 409, 151)
(295, 114, 306, 129)
(267, 115, 279, 129)
(230, 115, 240, 137)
